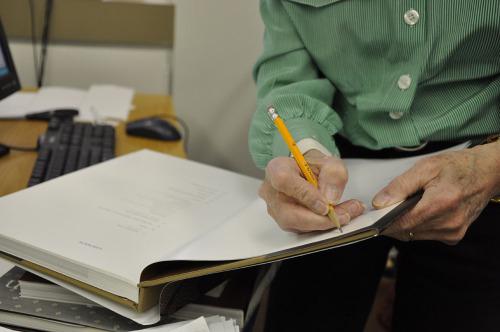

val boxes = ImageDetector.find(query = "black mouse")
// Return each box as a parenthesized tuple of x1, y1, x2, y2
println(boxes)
(0, 144, 9, 158)
(126, 117, 181, 141)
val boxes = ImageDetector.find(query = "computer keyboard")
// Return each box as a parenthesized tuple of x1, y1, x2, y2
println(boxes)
(27, 116, 115, 187)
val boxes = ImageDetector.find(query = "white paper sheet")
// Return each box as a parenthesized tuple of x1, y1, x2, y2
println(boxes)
(0, 92, 36, 117)
(128, 316, 239, 332)
(167, 142, 470, 261)
(0, 85, 134, 124)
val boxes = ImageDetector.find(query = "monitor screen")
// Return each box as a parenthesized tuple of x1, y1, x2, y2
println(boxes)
(0, 18, 20, 101)
(0, 46, 9, 75)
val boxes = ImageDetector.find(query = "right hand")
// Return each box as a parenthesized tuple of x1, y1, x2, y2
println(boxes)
(259, 149, 366, 233)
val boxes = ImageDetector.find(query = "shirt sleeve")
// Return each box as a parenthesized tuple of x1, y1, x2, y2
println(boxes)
(248, 0, 342, 169)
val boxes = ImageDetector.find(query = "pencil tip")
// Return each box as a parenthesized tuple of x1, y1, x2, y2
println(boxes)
(327, 208, 342, 232)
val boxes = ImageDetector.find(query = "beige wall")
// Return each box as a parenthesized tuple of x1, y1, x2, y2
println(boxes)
(8, 41, 171, 94)
(1, 0, 173, 93)
(172, 0, 265, 178)
(0, 0, 173, 45)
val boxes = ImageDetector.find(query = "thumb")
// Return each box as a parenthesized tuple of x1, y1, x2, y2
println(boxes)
(372, 167, 425, 209)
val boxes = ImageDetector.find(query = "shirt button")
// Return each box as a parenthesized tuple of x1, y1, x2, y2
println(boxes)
(389, 112, 404, 120)
(404, 9, 420, 26)
(398, 75, 412, 90)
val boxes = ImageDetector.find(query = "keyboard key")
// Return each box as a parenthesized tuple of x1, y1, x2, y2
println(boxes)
(89, 146, 102, 166)
(27, 117, 115, 186)
(63, 146, 80, 174)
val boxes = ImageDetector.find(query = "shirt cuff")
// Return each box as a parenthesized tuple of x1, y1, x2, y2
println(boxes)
(295, 138, 332, 157)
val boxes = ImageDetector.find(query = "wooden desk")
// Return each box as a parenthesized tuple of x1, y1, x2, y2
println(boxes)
(0, 93, 186, 197)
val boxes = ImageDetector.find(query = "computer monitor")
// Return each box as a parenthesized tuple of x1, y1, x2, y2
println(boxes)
(0, 18, 21, 101)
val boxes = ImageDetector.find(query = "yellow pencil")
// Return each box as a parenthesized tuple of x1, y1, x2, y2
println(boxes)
(267, 105, 342, 232)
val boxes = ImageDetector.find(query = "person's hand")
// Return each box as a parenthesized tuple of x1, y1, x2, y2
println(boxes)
(373, 142, 500, 244)
(260, 149, 366, 233)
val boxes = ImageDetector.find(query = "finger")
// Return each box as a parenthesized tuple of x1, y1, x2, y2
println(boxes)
(380, 186, 429, 240)
(260, 167, 335, 232)
(314, 156, 348, 205)
(268, 199, 340, 233)
(329, 199, 367, 226)
(372, 157, 438, 209)
(382, 189, 465, 244)
(382, 210, 421, 242)
(384, 221, 464, 245)
(267, 157, 329, 215)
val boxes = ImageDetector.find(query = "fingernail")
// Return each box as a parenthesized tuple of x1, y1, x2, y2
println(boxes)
(373, 192, 391, 207)
(338, 213, 350, 225)
(325, 185, 340, 204)
(313, 200, 328, 215)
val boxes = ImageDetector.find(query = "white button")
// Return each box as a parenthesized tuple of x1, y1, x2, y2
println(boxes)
(398, 75, 412, 90)
(389, 112, 404, 120)
(404, 9, 420, 26)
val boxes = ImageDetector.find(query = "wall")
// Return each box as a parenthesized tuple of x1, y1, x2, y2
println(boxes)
(172, 0, 265, 178)
(0, 0, 173, 45)
(8, 41, 171, 94)
(0, 0, 173, 93)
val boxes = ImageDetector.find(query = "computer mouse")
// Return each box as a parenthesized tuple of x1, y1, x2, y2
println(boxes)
(0, 144, 9, 158)
(126, 117, 181, 141)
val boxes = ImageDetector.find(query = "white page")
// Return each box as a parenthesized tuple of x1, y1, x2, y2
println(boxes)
(0, 92, 36, 118)
(219, 319, 238, 332)
(0, 150, 262, 299)
(25, 86, 86, 113)
(205, 317, 238, 332)
(170, 317, 210, 332)
(129, 317, 209, 332)
(0, 85, 133, 123)
(79, 84, 134, 122)
(167, 190, 396, 261)
(168, 142, 470, 261)
(205, 322, 223, 332)
(0, 258, 15, 278)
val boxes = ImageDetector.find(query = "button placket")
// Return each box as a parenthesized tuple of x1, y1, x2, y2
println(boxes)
(390, 8, 420, 121)
(392, 74, 412, 119)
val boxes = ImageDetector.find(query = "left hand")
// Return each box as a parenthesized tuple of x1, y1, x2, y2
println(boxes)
(372, 141, 500, 245)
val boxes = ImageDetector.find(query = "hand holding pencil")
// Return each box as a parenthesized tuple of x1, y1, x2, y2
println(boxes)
(259, 105, 366, 233)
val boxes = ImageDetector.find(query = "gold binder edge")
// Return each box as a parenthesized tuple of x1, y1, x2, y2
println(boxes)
(0, 228, 380, 312)
(139, 229, 380, 288)
(0, 252, 146, 311)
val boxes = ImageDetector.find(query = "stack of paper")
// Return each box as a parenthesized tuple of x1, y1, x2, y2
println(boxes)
(0, 85, 134, 124)
(0, 260, 240, 332)
(130, 316, 239, 332)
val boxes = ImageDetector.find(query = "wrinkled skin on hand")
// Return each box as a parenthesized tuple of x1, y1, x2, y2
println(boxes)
(259, 149, 366, 233)
(374, 141, 500, 244)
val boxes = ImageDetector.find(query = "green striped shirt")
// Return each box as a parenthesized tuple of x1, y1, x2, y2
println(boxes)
(249, 0, 500, 169)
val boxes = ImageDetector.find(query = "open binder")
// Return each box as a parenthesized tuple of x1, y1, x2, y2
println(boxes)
(0, 148, 447, 316)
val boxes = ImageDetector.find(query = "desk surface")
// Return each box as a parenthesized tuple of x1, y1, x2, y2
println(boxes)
(0, 93, 186, 197)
